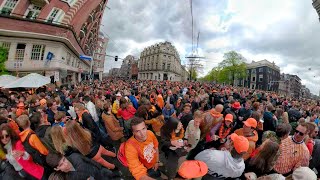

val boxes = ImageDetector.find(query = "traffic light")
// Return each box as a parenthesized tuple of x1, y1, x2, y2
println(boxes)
(115, 56, 118, 61)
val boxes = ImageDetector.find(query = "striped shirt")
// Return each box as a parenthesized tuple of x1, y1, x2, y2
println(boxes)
(274, 136, 310, 174)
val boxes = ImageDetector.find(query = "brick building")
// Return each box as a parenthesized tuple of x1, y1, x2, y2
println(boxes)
(0, 0, 108, 83)
(244, 60, 280, 91)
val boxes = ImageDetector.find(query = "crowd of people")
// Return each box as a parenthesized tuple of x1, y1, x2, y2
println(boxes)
(0, 79, 319, 180)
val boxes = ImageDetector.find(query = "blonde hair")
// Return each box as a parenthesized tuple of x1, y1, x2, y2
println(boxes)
(54, 111, 66, 122)
(73, 103, 86, 111)
(64, 120, 92, 155)
(16, 115, 30, 129)
(51, 126, 66, 155)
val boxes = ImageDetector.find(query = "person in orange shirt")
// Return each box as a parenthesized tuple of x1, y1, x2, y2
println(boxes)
(234, 118, 258, 161)
(125, 117, 160, 180)
(16, 115, 49, 165)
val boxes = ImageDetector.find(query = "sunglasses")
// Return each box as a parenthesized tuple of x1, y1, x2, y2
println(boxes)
(1, 134, 9, 139)
(295, 130, 305, 136)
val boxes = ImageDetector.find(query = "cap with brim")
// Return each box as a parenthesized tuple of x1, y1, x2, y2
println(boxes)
(178, 160, 208, 179)
(230, 133, 249, 154)
(225, 114, 233, 122)
(243, 118, 257, 128)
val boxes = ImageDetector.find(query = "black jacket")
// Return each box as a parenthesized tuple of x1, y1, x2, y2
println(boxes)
(66, 153, 112, 180)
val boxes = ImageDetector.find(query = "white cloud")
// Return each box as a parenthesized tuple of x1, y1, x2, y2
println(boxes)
(101, 0, 320, 94)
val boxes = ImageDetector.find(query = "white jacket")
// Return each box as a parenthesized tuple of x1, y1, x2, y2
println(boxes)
(195, 149, 245, 178)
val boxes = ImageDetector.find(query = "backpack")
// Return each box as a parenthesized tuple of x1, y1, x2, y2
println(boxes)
(117, 140, 141, 167)
(22, 132, 46, 166)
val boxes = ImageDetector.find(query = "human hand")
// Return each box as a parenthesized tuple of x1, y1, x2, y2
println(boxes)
(211, 135, 220, 141)
(153, 162, 159, 171)
(12, 150, 24, 159)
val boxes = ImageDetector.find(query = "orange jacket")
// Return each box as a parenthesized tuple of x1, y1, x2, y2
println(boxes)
(125, 130, 159, 180)
(19, 129, 49, 156)
(157, 94, 164, 109)
(145, 115, 165, 136)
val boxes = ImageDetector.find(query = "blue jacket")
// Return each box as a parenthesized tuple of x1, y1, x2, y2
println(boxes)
(128, 95, 138, 109)
(162, 105, 175, 119)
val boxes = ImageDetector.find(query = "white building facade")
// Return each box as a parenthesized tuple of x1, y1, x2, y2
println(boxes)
(1, 37, 90, 84)
(138, 41, 188, 81)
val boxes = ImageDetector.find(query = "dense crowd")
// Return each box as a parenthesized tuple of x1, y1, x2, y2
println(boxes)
(0, 79, 319, 180)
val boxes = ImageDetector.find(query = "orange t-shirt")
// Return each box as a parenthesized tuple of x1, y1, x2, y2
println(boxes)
(125, 130, 159, 180)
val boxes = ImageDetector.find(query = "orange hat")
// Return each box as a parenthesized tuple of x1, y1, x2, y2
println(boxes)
(230, 133, 249, 153)
(178, 160, 208, 179)
(225, 114, 233, 122)
(17, 102, 24, 107)
(232, 102, 241, 109)
(40, 99, 47, 106)
(244, 118, 257, 128)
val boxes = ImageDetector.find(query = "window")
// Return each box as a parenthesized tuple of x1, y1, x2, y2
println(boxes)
(162, 63, 165, 70)
(167, 63, 170, 70)
(0, 0, 18, 15)
(251, 84, 255, 89)
(0, 42, 11, 49)
(251, 69, 256, 74)
(31, 44, 45, 60)
(259, 68, 263, 73)
(259, 74, 263, 82)
(15, 43, 26, 61)
(48, 9, 59, 22)
(25, 5, 41, 19)
(47, 8, 64, 24)
(252, 77, 256, 82)
(66, 52, 71, 65)
(164, 55, 166, 57)
(155, 62, 158, 69)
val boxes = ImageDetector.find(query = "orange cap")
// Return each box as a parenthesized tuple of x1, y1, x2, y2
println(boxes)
(244, 118, 257, 128)
(40, 99, 47, 106)
(178, 160, 208, 178)
(230, 133, 249, 153)
(225, 114, 233, 122)
(232, 102, 241, 109)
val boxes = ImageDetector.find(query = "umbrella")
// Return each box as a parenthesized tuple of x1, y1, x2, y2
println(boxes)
(4, 73, 50, 88)
(0, 75, 18, 87)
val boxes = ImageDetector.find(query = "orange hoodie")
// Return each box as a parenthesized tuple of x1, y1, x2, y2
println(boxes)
(19, 129, 49, 156)
(125, 130, 159, 180)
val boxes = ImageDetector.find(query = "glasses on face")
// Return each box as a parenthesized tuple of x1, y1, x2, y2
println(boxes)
(1, 134, 9, 140)
(295, 129, 305, 136)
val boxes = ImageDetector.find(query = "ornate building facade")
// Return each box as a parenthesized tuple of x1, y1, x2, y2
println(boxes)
(0, 0, 108, 83)
(313, 0, 320, 21)
(93, 32, 108, 81)
(138, 41, 189, 81)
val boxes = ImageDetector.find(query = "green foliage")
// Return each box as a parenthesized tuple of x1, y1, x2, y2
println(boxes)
(0, 47, 9, 75)
(201, 51, 247, 85)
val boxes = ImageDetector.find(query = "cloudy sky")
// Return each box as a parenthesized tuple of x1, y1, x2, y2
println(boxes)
(100, 0, 320, 94)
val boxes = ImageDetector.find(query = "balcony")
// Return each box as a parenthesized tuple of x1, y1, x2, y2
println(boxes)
(5, 58, 88, 72)
(29, 0, 49, 8)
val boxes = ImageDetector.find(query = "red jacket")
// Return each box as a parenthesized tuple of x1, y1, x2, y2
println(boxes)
(13, 140, 44, 180)
(117, 105, 136, 120)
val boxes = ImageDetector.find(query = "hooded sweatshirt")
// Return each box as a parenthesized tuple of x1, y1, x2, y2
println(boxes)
(195, 149, 245, 179)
